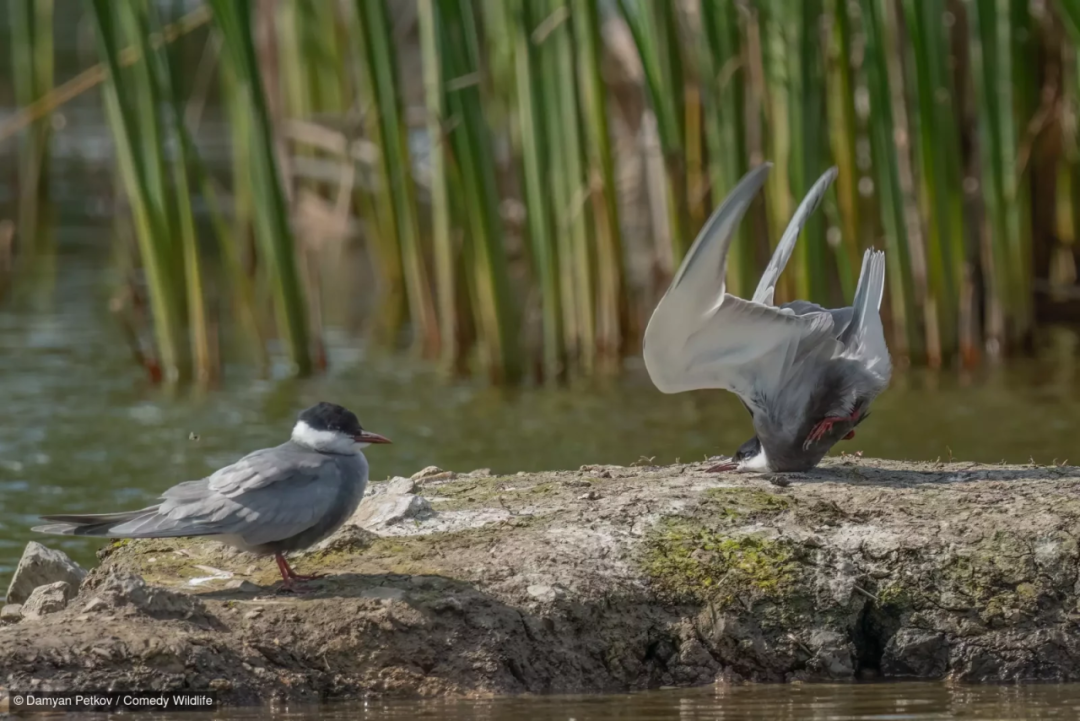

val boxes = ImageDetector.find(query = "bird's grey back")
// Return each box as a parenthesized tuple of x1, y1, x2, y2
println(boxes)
(37, 441, 371, 554)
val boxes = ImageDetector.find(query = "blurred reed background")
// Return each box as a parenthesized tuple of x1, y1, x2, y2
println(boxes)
(3, 0, 1080, 386)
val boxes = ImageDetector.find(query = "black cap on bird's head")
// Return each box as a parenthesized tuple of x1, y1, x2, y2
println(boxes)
(706, 435, 766, 473)
(734, 436, 761, 462)
(296, 402, 392, 447)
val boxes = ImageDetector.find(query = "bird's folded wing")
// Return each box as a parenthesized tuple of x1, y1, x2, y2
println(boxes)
(107, 450, 343, 546)
(645, 292, 840, 399)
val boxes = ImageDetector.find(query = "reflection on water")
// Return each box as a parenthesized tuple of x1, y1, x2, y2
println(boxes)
(77, 683, 1080, 720)
(1, 225, 1080, 573)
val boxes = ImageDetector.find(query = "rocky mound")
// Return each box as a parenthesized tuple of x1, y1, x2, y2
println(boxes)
(2, 457, 1079, 705)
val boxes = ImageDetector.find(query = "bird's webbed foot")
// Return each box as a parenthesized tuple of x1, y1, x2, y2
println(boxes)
(803, 409, 861, 450)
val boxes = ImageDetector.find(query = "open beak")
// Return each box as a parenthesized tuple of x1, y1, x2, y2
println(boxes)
(355, 430, 392, 445)
(705, 461, 738, 473)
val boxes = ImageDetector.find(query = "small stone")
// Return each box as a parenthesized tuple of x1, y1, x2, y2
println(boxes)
(244, 609, 262, 620)
(360, 586, 406, 601)
(223, 580, 261, 594)
(526, 584, 559, 602)
(0, 604, 24, 623)
(431, 596, 464, 614)
(578, 490, 601, 501)
(411, 466, 447, 480)
(350, 493, 432, 530)
(5, 542, 87, 605)
(768, 475, 792, 487)
(308, 525, 379, 555)
(466, 468, 493, 478)
(387, 476, 419, 494)
(82, 597, 108, 613)
(22, 582, 73, 619)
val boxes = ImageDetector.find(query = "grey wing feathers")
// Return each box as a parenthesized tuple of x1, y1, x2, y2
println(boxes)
(837, 249, 891, 381)
(675, 295, 839, 397)
(34, 509, 158, 537)
(751, 167, 838, 306)
(644, 164, 772, 392)
(838, 248, 886, 348)
(665, 163, 772, 308)
(34, 445, 346, 547)
(644, 162, 845, 398)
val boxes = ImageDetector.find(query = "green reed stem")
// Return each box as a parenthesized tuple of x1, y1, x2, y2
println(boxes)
(700, 0, 753, 298)
(210, 0, 312, 375)
(437, 0, 522, 383)
(902, 0, 963, 359)
(512, 0, 564, 380)
(575, 0, 626, 364)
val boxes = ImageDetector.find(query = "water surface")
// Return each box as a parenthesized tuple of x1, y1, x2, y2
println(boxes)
(45, 683, 1080, 720)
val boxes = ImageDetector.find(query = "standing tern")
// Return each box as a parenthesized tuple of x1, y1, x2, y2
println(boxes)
(33, 402, 391, 591)
(643, 163, 891, 472)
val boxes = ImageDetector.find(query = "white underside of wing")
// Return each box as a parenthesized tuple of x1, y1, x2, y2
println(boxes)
(644, 291, 840, 403)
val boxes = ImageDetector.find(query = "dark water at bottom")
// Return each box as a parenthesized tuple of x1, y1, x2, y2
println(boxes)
(37, 683, 1080, 720)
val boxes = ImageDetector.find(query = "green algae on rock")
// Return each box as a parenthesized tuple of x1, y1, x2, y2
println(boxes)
(3, 457, 1080, 704)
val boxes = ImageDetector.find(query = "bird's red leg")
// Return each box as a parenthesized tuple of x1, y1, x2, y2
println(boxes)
(804, 410, 861, 450)
(843, 430, 856, 441)
(274, 552, 323, 592)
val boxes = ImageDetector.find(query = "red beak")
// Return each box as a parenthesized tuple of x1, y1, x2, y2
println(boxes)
(355, 430, 392, 445)
(706, 461, 738, 473)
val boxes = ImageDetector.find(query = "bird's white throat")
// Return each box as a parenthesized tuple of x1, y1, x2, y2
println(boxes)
(738, 447, 770, 472)
(291, 420, 358, 454)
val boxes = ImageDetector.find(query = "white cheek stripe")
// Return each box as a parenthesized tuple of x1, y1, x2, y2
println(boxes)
(291, 421, 357, 454)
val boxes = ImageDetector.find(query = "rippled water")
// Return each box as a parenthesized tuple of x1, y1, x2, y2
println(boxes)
(43, 683, 1080, 720)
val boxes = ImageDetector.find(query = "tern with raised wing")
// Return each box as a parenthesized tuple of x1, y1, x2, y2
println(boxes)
(644, 163, 891, 472)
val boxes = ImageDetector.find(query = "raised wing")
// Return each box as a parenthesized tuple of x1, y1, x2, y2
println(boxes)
(838, 248, 891, 378)
(644, 164, 841, 403)
(673, 294, 840, 401)
(105, 445, 348, 547)
(751, 167, 838, 306)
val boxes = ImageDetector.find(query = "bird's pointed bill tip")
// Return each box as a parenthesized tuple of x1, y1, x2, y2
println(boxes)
(355, 431, 392, 445)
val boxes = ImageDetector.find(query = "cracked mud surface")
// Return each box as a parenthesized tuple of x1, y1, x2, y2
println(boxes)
(3, 456, 1080, 704)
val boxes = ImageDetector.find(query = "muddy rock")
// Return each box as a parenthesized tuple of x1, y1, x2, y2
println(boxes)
(0, 604, 23, 624)
(881, 629, 948, 679)
(349, 492, 432, 530)
(411, 466, 456, 482)
(5, 541, 86, 604)
(2, 457, 1080, 705)
(85, 572, 212, 623)
(387, 476, 419, 494)
(22, 582, 75, 619)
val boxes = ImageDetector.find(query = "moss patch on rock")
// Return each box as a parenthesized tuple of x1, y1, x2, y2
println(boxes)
(641, 518, 801, 605)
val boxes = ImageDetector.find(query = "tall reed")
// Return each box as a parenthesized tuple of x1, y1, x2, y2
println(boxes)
(90, 0, 187, 381)
(353, 0, 440, 357)
(616, 0, 690, 271)
(9, 0, 54, 255)
(699, 0, 754, 298)
(210, 0, 313, 376)
(423, 0, 523, 383)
